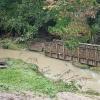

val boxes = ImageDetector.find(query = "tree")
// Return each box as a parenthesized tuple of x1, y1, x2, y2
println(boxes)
(0, 0, 55, 41)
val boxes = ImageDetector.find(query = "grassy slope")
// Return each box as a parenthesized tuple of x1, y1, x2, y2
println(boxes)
(0, 59, 77, 96)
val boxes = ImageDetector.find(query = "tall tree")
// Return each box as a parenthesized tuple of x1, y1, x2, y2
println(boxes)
(0, 0, 54, 40)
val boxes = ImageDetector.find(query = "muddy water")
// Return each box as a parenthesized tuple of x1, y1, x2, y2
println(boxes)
(0, 49, 100, 93)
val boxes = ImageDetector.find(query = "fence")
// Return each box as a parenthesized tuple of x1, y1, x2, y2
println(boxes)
(44, 40, 100, 67)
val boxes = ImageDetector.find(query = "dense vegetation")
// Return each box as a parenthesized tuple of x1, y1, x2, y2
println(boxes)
(0, 0, 100, 44)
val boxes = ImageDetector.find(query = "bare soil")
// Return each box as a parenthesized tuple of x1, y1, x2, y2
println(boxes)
(0, 92, 99, 100)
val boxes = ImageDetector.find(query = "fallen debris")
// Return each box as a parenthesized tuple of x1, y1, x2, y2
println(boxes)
(0, 58, 7, 69)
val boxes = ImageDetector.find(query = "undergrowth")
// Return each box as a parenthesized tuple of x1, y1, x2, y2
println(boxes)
(0, 38, 27, 50)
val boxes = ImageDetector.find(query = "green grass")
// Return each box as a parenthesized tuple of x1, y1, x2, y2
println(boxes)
(0, 59, 78, 96)
(90, 67, 100, 73)
(0, 38, 27, 50)
(81, 89, 100, 97)
(72, 62, 90, 69)
(85, 90, 100, 96)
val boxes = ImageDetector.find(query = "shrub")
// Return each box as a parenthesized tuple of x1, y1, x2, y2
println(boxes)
(0, 38, 19, 50)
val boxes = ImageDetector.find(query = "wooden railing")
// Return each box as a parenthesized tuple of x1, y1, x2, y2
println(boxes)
(44, 40, 100, 67)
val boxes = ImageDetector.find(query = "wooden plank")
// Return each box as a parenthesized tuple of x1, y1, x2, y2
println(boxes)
(44, 41, 100, 67)
(56, 43, 58, 58)
(63, 45, 65, 60)
(77, 47, 80, 62)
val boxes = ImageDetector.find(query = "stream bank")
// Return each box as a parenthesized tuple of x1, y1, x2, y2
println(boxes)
(0, 49, 100, 93)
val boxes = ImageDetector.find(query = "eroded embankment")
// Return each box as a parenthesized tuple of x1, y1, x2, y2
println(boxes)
(0, 49, 100, 93)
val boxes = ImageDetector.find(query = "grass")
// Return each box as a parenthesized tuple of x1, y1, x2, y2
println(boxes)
(0, 38, 27, 50)
(0, 59, 78, 96)
(85, 90, 100, 96)
(72, 62, 90, 69)
(80, 89, 100, 97)
(73, 62, 100, 74)
(90, 67, 100, 73)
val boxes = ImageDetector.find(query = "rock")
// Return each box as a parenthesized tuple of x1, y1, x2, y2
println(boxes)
(0, 58, 7, 69)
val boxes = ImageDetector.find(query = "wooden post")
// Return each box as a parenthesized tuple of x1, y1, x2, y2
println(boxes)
(86, 45, 89, 65)
(44, 42, 46, 55)
(94, 47, 97, 66)
(77, 47, 80, 62)
(63, 45, 65, 60)
(56, 43, 58, 58)
(50, 42, 52, 57)
(84, 45, 87, 64)
(98, 50, 100, 67)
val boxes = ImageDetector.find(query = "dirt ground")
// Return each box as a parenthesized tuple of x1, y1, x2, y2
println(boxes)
(0, 92, 99, 100)
(0, 49, 100, 93)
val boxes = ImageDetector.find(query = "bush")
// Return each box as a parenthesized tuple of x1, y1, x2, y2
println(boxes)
(0, 38, 19, 50)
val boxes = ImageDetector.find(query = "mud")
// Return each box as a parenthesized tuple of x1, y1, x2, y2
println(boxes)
(0, 49, 100, 93)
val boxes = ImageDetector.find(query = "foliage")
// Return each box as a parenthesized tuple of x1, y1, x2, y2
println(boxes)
(0, 0, 100, 44)
(96, 0, 100, 3)
(0, 38, 19, 49)
(64, 35, 79, 50)
(64, 33, 90, 50)
(48, 0, 98, 35)
(87, 10, 100, 43)
(47, 0, 99, 46)
(0, 0, 55, 41)
(0, 38, 27, 49)
(92, 10, 100, 33)
(0, 59, 78, 96)
(48, 17, 71, 35)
